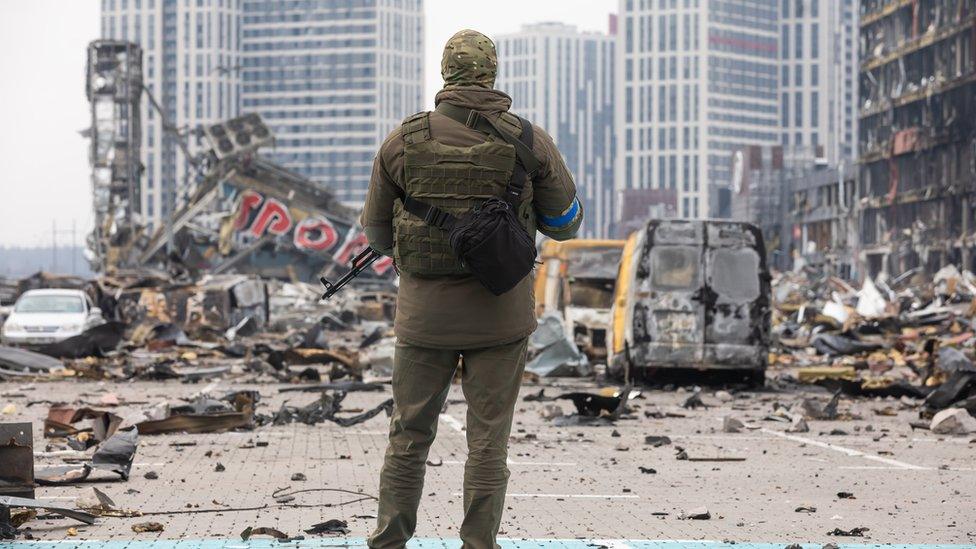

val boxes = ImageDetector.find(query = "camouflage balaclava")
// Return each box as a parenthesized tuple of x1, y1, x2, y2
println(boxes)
(441, 29, 497, 89)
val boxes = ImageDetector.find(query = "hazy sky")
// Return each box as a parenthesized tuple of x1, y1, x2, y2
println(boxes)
(0, 0, 615, 247)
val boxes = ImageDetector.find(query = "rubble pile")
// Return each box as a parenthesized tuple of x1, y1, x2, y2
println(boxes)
(0, 268, 405, 538)
(0, 271, 398, 385)
(2, 262, 976, 541)
(770, 265, 976, 426)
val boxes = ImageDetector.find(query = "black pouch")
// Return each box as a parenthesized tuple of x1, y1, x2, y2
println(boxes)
(449, 197, 537, 295)
(400, 109, 541, 296)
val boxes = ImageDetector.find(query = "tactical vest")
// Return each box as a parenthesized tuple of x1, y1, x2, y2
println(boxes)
(394, 111, 536, 275)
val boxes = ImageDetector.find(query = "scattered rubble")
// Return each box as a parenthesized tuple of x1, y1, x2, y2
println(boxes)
(772, 267, 976, 424)
(304, 519, 350, 536)
(826, 527, 869, 537)
(929, 408, 976, 435)
(525, 314, 591, 377)
(678, 507, 710, 520)
(644, 435, 672, 447)
(0, 249, 973, 542)
(722, 416, 745, 433)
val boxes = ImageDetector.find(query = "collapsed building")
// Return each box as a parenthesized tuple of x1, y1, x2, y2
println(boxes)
(82, 40, 393, 286)
(858, 0, 976, 277)
(85, 41, 144, 272)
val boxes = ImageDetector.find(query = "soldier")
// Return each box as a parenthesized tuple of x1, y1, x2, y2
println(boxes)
(361, 29, 582, 549)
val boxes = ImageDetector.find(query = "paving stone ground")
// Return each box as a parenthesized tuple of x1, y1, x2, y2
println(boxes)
(1, 378, 974, 546)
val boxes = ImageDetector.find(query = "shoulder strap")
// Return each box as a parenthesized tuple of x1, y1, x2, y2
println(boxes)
(400, 112, 431, 145)
(505, 115, 534, 205)
(401, 195, 456, 232)
(434, 102, 542, 181)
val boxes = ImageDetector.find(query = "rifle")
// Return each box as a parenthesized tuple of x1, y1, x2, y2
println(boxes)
(319, 247, 383, 300)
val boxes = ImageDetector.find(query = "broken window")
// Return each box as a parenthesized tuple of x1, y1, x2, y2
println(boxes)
(711, 248, 761, 301)
(650, 246, 700, 290)
(567, 248, 624, 280)
(568, 279, 616, 309)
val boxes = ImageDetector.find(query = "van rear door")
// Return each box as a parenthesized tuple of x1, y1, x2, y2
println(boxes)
(702, 222, 769, 368)
(633, 220, 705, 367)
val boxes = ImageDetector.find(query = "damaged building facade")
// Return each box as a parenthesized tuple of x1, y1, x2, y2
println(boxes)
(858, 0, 976, 277)
(789, 166, 859, 279)
(86, 41, 144, 273)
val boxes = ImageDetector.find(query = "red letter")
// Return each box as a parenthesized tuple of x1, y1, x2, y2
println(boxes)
(293, 217, 338, 251)
(372, 256, 394, 275)
(233, 190, 264, 231)
(250, 197, 293, 237)
(334, 231, 369, 265)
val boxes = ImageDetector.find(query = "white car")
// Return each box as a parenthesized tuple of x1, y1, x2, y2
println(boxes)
(1, 289, 105, 347)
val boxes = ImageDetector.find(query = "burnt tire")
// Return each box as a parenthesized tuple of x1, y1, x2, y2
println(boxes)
(743, 370, 765, 389)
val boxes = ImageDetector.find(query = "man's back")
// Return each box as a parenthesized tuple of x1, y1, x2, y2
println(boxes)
(361, 85, 581, 349)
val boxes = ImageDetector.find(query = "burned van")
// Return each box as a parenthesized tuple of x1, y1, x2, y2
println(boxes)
(534, 239, 626, 360)
(608, 220, 771, 384)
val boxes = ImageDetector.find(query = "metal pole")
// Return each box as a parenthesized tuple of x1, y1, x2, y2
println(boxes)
(962, 195, 971, 271)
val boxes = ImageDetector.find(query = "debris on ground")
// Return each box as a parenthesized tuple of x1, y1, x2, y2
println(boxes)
(0, 347, 64, 378)
(539, 404, 564, 420)
(131, 521, 165, 533)
(678, 507, 710, 520)
(0, 496, 96, 525)
(0, 423, 34, 498)
(35, 428, 139, 485)
(549, 386, 631, 426)
(827, 527, 870, 537)
(644, 435, 672, 447)
(722, 416, 745, 433)
(0, 253, 974, 543)
(929, 408, 976, 435)
(304, 519, 350, 536)
(240, 526, 293, 541)
(786, 416, 810, 433)
(525, 313, 592, 377)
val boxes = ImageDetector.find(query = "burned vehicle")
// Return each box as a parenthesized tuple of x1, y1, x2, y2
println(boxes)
(608, 220, 771, 385)
(534, 239, 626, 360)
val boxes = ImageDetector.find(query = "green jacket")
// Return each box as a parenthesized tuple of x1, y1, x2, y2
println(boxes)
(361, 86, 582, 349)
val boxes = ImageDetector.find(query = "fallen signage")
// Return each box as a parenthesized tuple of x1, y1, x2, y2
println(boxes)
(0, 424, 34, 499)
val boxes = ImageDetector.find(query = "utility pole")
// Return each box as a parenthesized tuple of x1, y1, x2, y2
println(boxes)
(72, 219, 77, 275)
(52, 220, 57, 273)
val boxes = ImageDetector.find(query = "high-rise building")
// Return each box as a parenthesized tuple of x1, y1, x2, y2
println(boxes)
(100, 0, 424, 224)
(100, 0, 243, 229)
(778, 0, 858, 167)
(241, 0, 424, 205)
(616, 0, 780, 221)
(495, 22, 616, 238)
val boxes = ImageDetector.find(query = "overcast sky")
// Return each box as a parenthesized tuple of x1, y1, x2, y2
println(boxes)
(0, 0, 615, 247)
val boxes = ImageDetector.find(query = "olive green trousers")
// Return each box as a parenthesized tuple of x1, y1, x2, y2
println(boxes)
(368, 337, 529, 549)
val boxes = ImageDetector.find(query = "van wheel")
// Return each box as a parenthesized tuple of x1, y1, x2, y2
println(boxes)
(744, 370, 765, 389)
(606, 360, 627, 382)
